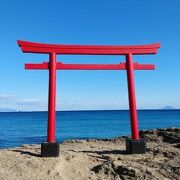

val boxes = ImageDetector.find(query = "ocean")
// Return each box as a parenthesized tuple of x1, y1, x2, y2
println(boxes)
(0, 110, 180, 148)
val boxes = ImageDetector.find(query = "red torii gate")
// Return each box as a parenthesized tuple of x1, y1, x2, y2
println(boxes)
(18, 40, 160, 157)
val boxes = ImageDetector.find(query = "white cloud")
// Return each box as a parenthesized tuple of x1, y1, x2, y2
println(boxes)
(0, 94, 178, 111)
(17, 98, 40, 106)
(0, 95, 16, 100)
(0, 94, 47, 111)
(56, 100, 128, 111)
(0, 94, 17, 111)
(16, 98, 48, 111)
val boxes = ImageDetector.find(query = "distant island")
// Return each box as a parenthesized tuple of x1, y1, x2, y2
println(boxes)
(162, 106, 175, 110)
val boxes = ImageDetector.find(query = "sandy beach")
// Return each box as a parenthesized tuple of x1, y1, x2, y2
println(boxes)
(0, 128, 179, 180)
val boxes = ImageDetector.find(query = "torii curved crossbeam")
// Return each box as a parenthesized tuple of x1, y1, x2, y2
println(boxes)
(18, 40, 160, 55)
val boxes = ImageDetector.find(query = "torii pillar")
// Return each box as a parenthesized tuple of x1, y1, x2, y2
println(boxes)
(47, 52, 56, 143)
(18, 40, 160, 157)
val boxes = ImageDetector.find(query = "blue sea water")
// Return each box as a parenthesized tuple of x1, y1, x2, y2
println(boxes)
(0, 110, 180, 148)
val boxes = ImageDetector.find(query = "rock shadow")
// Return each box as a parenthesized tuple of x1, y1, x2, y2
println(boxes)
(71, 149, 127, 155)
(12, 149, 40, 157)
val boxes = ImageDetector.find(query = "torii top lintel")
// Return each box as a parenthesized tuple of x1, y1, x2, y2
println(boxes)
(17, 40, 160, 55)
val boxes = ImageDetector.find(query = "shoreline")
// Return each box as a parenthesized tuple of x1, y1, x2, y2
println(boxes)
(0, 128, 179, 179)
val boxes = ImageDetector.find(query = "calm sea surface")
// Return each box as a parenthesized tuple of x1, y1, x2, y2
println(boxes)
(0, 110, 180, 148)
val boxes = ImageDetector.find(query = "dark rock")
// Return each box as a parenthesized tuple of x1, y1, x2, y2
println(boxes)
(90, 128, 180, 179)
(140, 128, 180, 144)
(91, 164, 103, 173)
(173, 143, 180, 148)
(159, 159, 180, 180)
(113, 164, 136, 177)
(91, 162, 118, 178)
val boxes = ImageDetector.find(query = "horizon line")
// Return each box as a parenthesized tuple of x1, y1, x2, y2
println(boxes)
(0, 108, 178, 113)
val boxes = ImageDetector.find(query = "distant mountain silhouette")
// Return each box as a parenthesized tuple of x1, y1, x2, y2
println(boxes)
(162, 106, 175, 110)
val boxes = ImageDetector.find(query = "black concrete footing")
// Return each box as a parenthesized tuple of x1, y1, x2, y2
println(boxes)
(41, 142, 59, 157)
(126, 138, 146, 154)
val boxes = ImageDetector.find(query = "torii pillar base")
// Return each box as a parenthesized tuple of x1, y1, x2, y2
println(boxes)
(41, 142, 60, 157)
(126, 138, 146, 154)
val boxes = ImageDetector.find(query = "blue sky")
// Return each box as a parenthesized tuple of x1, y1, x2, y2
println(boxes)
(0, 0, 180, 111)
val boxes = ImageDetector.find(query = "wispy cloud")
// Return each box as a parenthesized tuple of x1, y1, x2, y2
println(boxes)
(56, 100, 128, 110)
(16, 98, 48, 111)
(17, 99, 40, 106)
(0, 94, 172, 112)
(0, 95, 16, 100)
(0, 94, 17, 112)
(0, 94, 47, 111)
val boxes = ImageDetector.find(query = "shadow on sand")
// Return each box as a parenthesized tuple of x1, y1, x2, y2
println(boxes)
(12, 149, 40, 157)
(70, 149, 127, 155)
